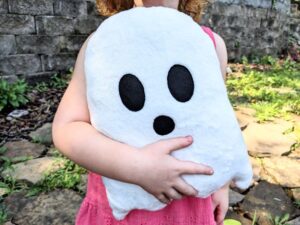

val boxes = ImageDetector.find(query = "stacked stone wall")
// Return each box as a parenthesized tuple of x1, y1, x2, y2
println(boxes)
(0, 0, 104, 82)
(201, 0, 295, 60)
(0, 0, 299, 81)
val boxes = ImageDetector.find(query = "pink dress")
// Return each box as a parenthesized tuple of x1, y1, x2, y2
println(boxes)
(76, 26, 218, 225)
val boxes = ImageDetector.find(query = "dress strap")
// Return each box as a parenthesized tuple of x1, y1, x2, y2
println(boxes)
(201, 26, 216, 49)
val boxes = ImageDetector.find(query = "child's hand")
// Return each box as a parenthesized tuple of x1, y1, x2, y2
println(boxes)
(135, 136, 214, 204)
(211, 182, 230, 225)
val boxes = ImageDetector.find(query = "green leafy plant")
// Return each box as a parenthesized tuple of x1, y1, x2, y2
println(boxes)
(34, 82, 49, 92)
(0, 176, 27, 195)
(28, 157, 86, 195)
(0, 205, 8, 225)
(242, 56, 249, 65)
(0, 79, 28, 112)
(50, 74, 69, 89)
(259, 55, 277, 66)
(0, 147, 7, 155)
(0, 156, 13, 173)
(269, 213, 290, 225)
(42, 158, 86, 190)
(26, 186, 44, 197)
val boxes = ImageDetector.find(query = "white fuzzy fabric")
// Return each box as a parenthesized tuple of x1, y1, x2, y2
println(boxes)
(85, 7, 253, 220)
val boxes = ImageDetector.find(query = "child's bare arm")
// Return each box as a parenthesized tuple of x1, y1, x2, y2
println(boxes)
(52, 35, 141, 183)
(52, 35, 213, 203)
(214, 32, 228, 80)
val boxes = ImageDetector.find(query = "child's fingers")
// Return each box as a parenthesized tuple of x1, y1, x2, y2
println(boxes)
(156, 193, 171, 204)
(152, 136, 193, 154)
(177, 160, 214, 175)
(214, 204, 227, 225)
(165, 188, 183, 200)
(173, 178, 198, 197)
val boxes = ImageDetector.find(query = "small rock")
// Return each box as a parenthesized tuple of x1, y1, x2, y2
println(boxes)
(4, 191, 35, 220)
(261, 157, 300, 188)
(1, 157, 65, 185)
(226, 66, 233, 74)
(229, 189, 245, 206)
(2, 140, 45, 163)
(7, 109, 29, 119)
(243, 120, 296, 157)
(5, 117, 13, 121)
(291, 188, 300, 201)
(29, 123, 52, 145)
(4, 189, 83, 225)
(288, 217, 300, 225)
(240, 181, 300, 224)
(0, 187, 9, 197)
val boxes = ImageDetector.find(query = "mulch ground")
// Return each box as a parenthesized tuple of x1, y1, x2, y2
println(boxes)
(0, 87, 65, 145)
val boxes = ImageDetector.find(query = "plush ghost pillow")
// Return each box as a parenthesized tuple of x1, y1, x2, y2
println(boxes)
(85, 6, 253, 220)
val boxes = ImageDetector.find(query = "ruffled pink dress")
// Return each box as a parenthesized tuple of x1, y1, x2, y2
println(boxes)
(76, 26, 218, 225)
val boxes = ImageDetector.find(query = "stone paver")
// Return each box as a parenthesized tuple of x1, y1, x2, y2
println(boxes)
(1, 157, 65, 184)
(240, 181, 300, 225)
(2, 140, 45, 162)
(249, 156, 262, 182)
(242, 120, 296, 157)
(4, 190, 83, 225)
(288, 217, 300, 225)
(261, 157, 300, 188)
(1, 107, 300, 224)
(235, 107, 256, 130)
(29, 123, 52, 145)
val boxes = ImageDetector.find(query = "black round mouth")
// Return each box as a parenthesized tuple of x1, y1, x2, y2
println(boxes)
(153, 115, 175, 136)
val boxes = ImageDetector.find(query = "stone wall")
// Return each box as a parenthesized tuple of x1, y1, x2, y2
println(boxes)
(0, 0, 299, 82)
(0, 0, 104, 83)
(201, 0, 297, 60)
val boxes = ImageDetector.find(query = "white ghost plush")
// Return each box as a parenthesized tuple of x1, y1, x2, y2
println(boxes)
(85, 6, 253, 220)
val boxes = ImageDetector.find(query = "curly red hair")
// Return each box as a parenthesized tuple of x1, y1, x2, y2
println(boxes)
(96, 0, 209, 22)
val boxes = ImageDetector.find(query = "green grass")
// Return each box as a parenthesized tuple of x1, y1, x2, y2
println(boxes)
(227, 57, 300, 122)
(39, 158, 86, 191)
(30, 72, 72, 93)
(27, 157, 86, 196)
(0, 176, 27, 196)
(0, 154, 86, 197)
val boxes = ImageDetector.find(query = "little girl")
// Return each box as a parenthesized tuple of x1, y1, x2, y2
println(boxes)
(52, 0, 229, 224)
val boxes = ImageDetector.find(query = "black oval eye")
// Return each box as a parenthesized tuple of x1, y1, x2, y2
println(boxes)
(167, 65, 194, 102)
(119, 74, 145, 112)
